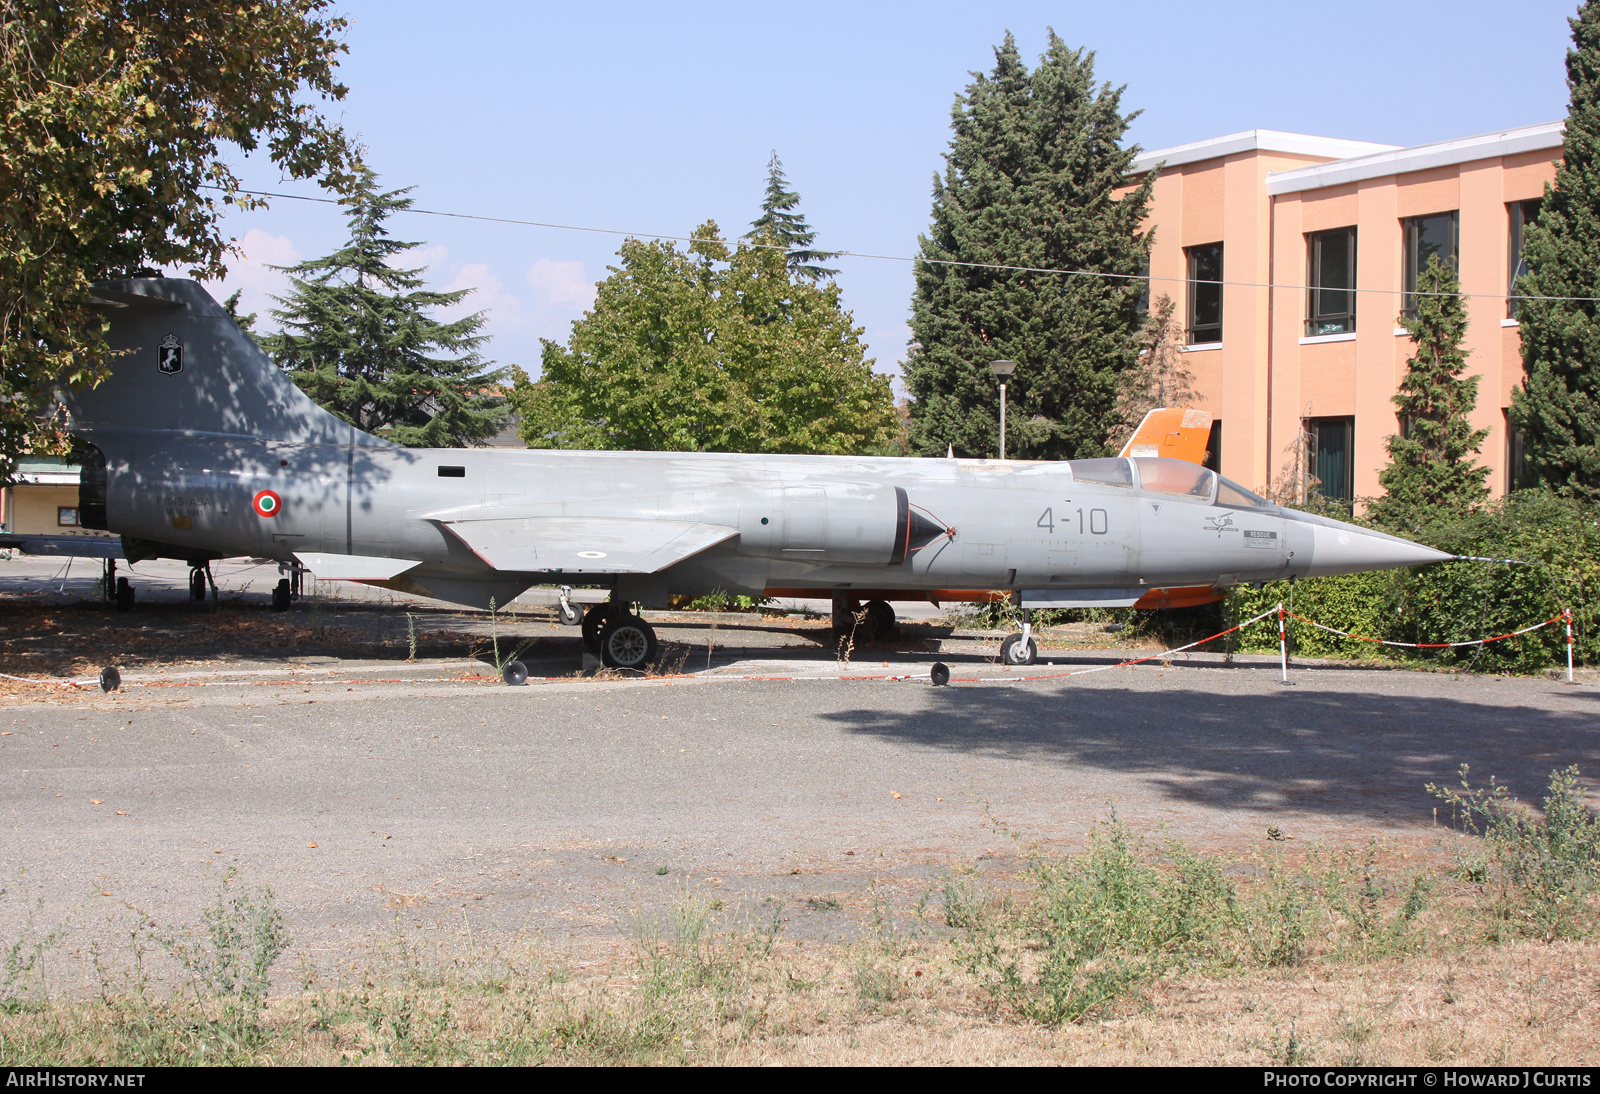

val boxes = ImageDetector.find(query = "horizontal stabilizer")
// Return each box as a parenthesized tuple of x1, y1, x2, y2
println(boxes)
(437, 517, 739, 574)
(295, 553, 423, 581)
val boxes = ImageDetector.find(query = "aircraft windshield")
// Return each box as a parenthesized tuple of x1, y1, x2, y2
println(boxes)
(1132, 458, 1215, 500)
(1068, 457, 1133, 488)
(1216, 477, 1274, 509)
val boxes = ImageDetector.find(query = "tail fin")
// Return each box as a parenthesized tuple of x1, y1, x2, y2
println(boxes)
(1118, 407, 1214, 465)
(63, 278, 384, 447)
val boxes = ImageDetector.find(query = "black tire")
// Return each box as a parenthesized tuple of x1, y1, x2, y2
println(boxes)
(599, 615, 659, 670)
(99, 666, 121, 693)
(502, 660, 528, 686)
(581, 604, 607, 655)
(115, 577, 134, 613)
(1000, 632, 1037, 666)
(189, 568, 206, 602)
(864, 599, 895, 638)
(930, 662, 950, 686)
(272, 579, 291, 612)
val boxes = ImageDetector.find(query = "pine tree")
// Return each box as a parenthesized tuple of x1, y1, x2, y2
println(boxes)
(904, 31, 1153, 460)
(1106, 293, 1195, 448)
(259, 170, 508, 447)
(1370, 256, 1490, 528)
(744, 152, 839, 280)
(1509, 0, 1600, 497)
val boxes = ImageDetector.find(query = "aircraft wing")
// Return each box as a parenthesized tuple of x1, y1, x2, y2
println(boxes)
(435, 516, 740, 574)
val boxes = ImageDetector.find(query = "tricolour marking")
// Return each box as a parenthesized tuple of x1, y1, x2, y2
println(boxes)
(252, 490, 283, 518)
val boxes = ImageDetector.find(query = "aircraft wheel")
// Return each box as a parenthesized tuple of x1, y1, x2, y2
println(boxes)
(1000, 632, 1037, 666)
(581, 604, 607, 655)
(188, 568, 207, 602)
(599, 615, 659, 670)
(272, 579, 292, 612)
(115, 577, 135, 613)
(864, 600, 895, 639)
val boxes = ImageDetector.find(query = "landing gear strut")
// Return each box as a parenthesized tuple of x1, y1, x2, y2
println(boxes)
(188, 561, 216, 606)
(1000, 607, 1037, 666)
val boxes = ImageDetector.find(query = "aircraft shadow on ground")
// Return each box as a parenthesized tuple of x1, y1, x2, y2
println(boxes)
(818, 681, 1599, 827)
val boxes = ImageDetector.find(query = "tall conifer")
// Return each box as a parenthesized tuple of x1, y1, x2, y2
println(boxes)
(1369, 256, 1489, 529)
(260, 170, 508, 447)
(904, 31, 1153, 460)
(1509, 0, 1600, 496)
(744, 152, 839, 280)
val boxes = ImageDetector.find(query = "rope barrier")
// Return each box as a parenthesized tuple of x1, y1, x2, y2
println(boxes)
(1287, 611, 1565, 649)
(0, 605, 1578, 691)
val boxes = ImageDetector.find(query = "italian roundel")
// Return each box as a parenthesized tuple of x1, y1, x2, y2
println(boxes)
(252, 490, 283, 518)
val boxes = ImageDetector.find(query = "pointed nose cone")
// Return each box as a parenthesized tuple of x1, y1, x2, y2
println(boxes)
(1302, 518, 1453, 577)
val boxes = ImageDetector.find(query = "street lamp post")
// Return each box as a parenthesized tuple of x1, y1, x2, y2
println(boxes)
(989, 359, 1017, 459)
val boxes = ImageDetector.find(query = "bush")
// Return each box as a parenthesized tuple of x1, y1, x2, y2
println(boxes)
(1228, 491, 1599, 673)
(942, 814, 1435, 1024)
(1428, 764, 1600, 940)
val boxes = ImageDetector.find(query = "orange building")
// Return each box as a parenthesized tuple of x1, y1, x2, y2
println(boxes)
(1128, 122, 1562, 506)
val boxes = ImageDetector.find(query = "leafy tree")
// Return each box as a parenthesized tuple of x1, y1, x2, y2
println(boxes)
(1105, 293, 1195, 448)
(1369, 256, 1490, 529)
(905, 30, 1153, 460)
(743, 152, 839, 280)
(259, 170, 509, 447)
(514, 221, 898, 455)
(0, 0, 358, 479)
(1510, 0, 1600, 497)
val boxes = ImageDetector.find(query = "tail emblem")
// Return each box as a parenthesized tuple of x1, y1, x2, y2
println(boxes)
(252, 490, 282, 518)
(158, 333, 184, 375)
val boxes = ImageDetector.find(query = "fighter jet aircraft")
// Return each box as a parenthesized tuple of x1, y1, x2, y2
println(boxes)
(60, 278, 1450, 669)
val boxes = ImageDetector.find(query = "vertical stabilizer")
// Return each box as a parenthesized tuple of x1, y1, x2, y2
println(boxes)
(63, 278, 387, 447)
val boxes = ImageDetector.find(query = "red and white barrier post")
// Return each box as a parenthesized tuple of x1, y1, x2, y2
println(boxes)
(1566, 607, 1575, 683)
(1278, 601, 1288, 683)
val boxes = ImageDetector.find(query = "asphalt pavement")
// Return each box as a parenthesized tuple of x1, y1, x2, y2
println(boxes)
(1, 550, 1596, 983)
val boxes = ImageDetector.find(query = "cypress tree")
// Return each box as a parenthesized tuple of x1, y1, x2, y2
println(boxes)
(259, 170, 509, 447)
(744, 152, 839, 280)
(1369, 256, 1490, 529)
(905, 31, 1153, 460)
(1509, 0, 1600, 497)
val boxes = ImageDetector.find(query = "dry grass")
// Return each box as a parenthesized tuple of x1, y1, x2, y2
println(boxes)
(1, 926, 1593, 1066)
(4, 789, 1600, 1067)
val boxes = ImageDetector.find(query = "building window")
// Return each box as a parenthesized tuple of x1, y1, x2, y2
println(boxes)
(1508, 199, 1542, 319)
(1185, 243, 1223, 344)
(1306, 416, 1355, 506)
(1504, 408, 1527, 492)
(57, 507, 79, 527)
(1402, 212, 1458, 317)
(1306, 228, 1357, 336)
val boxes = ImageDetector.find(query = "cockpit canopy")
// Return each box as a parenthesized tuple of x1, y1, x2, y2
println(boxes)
(1066, 456, 1274, 509)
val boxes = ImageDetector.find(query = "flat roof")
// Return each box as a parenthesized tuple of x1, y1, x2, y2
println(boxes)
(1130, 130, 1398, 174)
(1265, 120, 1564, 195)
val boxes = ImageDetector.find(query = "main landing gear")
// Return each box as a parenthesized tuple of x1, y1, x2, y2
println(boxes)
(188, 561, 216, 606)
(830, 594, 897, 642)
(581, 602, 660, 670)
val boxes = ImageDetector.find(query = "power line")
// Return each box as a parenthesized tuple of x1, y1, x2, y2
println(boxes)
(209, 185, 1600, 305)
